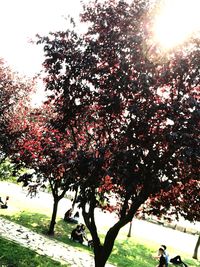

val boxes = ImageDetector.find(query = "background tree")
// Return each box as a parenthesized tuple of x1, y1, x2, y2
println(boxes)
(5, 29, 94, 235)
(36, 0, 199, 266)
(0, 58, 35, 175)
(146, 179, 200, 259)
(8, 103, 79, 235)
(0, 159, 15, 180)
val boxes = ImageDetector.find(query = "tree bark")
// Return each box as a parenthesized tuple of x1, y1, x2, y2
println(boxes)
(72, 186, 79, 210)
(193, 235, 200, 260)
(82, 185, 151, 267)
(93, 224, 121, 267)
(47, 197, 59, 235)
(127, 220, 132, 237)
(94, 246, 108, 267)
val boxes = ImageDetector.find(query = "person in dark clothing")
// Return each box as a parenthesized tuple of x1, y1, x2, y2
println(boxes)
(0, 196, 9, 209)
(170, 255, 188, 267)
(157, 247, 167, 267)
(71, 225, 84, 243)
(64, 209, 79, 223)
(64, 208, 73, 222)
(0, 197, 4, 205)
(161, 245, 169, 267)
(72, 211, 80, 223)
(80, 224, 88, 243)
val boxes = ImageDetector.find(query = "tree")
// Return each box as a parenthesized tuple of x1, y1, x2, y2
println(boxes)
(9, 105, 78, 235)
(0, 58, 80, 235)
(146, 179, 200, 259)
(193, 236, 200, 260)
(0, 58, 34, 167)
(0, 159, 15, 180)
(37, 0, 199, 266)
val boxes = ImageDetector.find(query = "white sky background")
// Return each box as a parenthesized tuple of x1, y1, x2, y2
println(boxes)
(0, 0, 90, 77)
(1, 0, 200, 77)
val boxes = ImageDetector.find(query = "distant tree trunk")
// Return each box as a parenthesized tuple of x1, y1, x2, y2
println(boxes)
(193, 235, 200, 260)
(127, 220, 132, 237)
(48, 196, 59, 235)
(72, 186, 79, 210)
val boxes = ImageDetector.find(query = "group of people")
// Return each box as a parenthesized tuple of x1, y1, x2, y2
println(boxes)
(64, 208, 93, 247)
(156, 245, 188, 267)
(64, 209, 190, 263)
(71, 224, 89, 244)
(64, 208, 80, 224)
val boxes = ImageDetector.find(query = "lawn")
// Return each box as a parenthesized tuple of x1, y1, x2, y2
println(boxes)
(1, 211, 199, 267)
(0, 181, 199, 267)
(0, 236, 68, 267)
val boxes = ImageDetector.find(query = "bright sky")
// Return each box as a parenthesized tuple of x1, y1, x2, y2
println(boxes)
(153, 0, 200, 50)
(1, 0, 199, 106)
(0, 0, 89, 77)
(1, 0, 200, 78)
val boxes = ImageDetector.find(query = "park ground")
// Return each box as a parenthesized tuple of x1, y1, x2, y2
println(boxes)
(0, 181, 199, 266)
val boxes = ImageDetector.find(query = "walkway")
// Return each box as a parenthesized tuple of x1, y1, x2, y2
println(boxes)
(0, 181, 199, 261)
(0, 217, 115, 267)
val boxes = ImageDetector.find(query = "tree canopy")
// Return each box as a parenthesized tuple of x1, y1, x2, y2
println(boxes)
(0, 59, 34, 162)
(9, 1, 200, 266)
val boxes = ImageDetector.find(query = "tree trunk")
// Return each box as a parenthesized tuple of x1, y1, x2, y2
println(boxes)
(93, 226, 120, 267)
(72, 186, 79, 210)
(94, 246, 108, 267)
(47, 197, 59, 235)
(127, 220, 132, 237)
(193, 235, 200, 260)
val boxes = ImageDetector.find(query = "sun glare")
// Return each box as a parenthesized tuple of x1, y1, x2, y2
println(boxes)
(30, 80, 47, 108)
(153, 0, 200, 50)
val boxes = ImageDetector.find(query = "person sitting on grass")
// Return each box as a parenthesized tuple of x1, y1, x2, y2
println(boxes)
(64, 210, 80, 224)
(71, 225, 83, 243)
(161, 245, 169, 267)
(80, 224, 93, 248)
(72, 211, 80, 223)
(64, 208, 73, 222)
(0, 197, 3, 205)
(157, 247, 167, 267)
(0, 196, 9, 209)
(80, 224, 88, 243)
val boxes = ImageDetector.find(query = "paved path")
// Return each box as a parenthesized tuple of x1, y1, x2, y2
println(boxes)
(0, 181, 199, 262)
(0, 217, 115, 267)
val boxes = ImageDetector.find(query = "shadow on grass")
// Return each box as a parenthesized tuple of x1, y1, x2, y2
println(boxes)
(110, 238, 156, 267)
(0, 236, 67, 267)
(2, 212, 93, 253)
(1, 212, 199, 267)
(2, 212, 51, 234)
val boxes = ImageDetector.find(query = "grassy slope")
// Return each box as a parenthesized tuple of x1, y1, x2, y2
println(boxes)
(0, 181, 199, 266)
(1, 211, 199, 267)
(0, 236, 68, 267)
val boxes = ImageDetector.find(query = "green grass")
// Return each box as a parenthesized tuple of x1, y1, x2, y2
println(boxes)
(2, 211, 92, 252)
(0, 181, 199, 267)
(109, 239, 156, 267)
(0, 236, 68, 267)
(1, 211, 199, 267)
